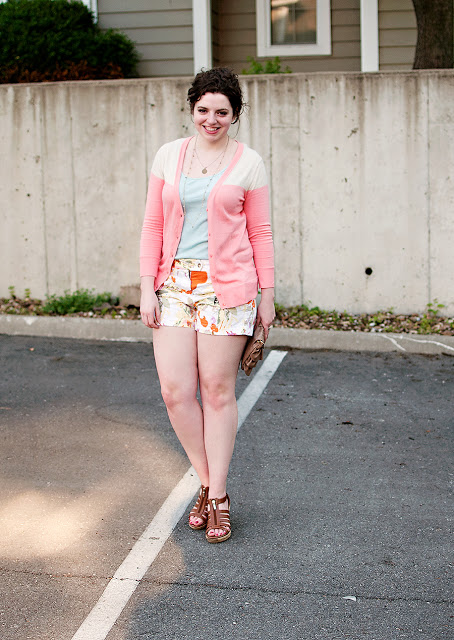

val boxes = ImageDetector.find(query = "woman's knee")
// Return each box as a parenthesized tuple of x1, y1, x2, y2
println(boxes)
(200, 379, 235, 412)
(160, 381, 196, 411)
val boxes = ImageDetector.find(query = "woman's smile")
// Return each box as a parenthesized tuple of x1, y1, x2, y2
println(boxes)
(193, 92, 234, 143)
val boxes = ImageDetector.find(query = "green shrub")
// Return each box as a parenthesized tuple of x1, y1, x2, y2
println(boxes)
(242, 56, 292, 75)
(0, 0, 139, 83)
(42, 289, 118, 315)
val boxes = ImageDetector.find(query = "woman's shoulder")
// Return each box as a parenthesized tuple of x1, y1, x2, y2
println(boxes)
(152, 137, 191, 171)
(237, 142, 265, 167)
(155, 136, 190, 157)
(228, 142, 268, 190)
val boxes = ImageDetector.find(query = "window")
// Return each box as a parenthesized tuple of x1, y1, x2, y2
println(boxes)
(256, 0, 331, 57)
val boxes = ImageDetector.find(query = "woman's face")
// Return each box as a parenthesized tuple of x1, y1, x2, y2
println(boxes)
(193, 92, 235, 143)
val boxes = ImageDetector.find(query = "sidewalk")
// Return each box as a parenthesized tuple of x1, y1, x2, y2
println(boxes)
(0, 334, 452, 640)
(1, 314, 454, 355)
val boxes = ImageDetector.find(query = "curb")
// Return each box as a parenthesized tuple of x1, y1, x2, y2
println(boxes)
(1, 315, 454, 355)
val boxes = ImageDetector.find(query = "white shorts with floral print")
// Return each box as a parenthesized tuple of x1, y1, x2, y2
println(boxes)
(157, 259, 257, 336)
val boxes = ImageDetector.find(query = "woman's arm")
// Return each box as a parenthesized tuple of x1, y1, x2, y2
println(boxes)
(140, 276, 161, 329)
(140, 173, 165, 278)
(139, 150, 166, 329)
(256, 287, 275, 340)
(243, 159, 275, 338)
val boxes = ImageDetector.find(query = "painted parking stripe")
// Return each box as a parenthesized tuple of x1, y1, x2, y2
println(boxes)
(71, 349, 287, 640)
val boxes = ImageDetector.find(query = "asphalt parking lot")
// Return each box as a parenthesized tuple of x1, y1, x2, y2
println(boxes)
(0, 334, 452, 640)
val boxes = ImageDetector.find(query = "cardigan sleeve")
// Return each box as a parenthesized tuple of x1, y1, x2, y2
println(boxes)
(139, 148, 166, 278)
(244, 159, 274, 289)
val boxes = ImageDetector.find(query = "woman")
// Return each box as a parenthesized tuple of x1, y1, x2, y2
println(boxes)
(140, 68, 275, 543)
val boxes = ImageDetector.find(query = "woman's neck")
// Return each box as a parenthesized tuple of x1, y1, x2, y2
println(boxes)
(195, 134, 230, 154)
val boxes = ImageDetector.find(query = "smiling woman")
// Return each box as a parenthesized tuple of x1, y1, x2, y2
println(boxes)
(139, 67, 275, 544)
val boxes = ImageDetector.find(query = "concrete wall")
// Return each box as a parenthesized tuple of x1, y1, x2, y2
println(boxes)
(1, 72, 454, 315)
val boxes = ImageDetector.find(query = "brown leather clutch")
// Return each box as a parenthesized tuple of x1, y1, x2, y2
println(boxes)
(241, 323, 266, 376)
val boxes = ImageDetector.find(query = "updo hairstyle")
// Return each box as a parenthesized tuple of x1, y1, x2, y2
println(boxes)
(187, 67, 244, 124)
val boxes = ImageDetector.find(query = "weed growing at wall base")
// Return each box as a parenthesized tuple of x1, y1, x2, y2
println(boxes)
(3, 288, 120, 316)
(273, 302, 454, 335)
(42, 289, 119, 315)
(241, 56, 292, 74)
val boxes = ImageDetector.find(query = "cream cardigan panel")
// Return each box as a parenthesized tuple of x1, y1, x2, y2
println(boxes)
(140, 136, 274, 309)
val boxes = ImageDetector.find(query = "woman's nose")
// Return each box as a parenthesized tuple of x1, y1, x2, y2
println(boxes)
(206, 112, 217, 124)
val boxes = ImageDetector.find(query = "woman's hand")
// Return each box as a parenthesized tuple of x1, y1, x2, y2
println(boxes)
(256, 287, 275, 340)
(140, 277, 161, 329)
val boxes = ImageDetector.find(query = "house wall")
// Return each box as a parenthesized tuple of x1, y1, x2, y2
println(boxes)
(97, 0, 194, 77)
(2, 72, 454, 315)
(378, 0, 417, 71)
(213, 0, 362, 73)
(95, 0, 418, 77)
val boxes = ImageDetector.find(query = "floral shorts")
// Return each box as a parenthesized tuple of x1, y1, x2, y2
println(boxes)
(157, 259, 257, 336)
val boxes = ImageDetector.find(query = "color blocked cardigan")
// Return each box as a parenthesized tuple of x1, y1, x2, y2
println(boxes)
(140, 136, 274, 309)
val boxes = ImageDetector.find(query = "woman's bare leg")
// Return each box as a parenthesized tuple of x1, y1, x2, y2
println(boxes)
(153, 327, 209, 528)
(197, 333, 247, 538)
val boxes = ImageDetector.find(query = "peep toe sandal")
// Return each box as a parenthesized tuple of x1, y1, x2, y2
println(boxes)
(188, 485, 209, 530)
(205, 494, 231, 543)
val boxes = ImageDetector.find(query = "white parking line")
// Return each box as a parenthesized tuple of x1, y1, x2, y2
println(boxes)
(379, 333, 454, 353)
(71, 349, 287, 640)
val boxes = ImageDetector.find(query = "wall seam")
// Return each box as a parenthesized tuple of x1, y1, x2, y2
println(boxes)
(39, 87, 50, 296)
(426, 74, 431, 306)
(68, 85, 79, 290)
(297, 75, 304, 304)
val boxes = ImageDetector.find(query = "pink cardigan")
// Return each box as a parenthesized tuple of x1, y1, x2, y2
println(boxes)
(140, 136, 274, 309)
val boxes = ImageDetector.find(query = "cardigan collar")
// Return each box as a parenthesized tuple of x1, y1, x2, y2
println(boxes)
(175, 136, 244, 190)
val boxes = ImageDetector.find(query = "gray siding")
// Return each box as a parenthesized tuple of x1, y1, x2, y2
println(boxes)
(97, 0, 193, 77)
(378, 0, 417, 70)
(212, 0, 361, 74)
(96, 0, 419, 77)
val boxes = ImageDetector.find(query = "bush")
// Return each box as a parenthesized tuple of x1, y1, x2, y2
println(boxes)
(0, 0, 139, 83)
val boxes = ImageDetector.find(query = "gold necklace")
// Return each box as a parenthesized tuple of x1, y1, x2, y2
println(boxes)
(194, 135, 230, 174)
(182, 138, 229, 228)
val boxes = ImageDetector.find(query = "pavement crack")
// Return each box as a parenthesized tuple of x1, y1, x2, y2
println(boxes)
(139, 577, 453, 605)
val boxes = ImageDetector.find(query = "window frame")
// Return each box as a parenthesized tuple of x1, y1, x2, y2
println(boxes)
(256, 0, 332, 58)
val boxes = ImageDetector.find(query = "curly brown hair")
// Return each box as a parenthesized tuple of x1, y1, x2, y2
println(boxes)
(187, 67, 244, 123)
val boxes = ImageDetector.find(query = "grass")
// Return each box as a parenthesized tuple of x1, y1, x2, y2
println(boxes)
(1, 288, 453, 335)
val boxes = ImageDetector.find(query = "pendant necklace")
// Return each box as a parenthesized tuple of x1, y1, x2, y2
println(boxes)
(194, 135, 230, 174)
(182, 137, 230, 228)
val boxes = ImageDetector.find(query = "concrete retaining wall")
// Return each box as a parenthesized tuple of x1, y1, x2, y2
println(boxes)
(1, 72, 453, 314)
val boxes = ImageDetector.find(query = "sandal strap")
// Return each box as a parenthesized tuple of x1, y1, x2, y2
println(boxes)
(189, 485, 209, 520)
(206, 494, 231, 532)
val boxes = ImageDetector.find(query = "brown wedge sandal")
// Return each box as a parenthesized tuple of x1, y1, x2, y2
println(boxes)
(205, 494, 231, 543)
(188, 485, 209, 530)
